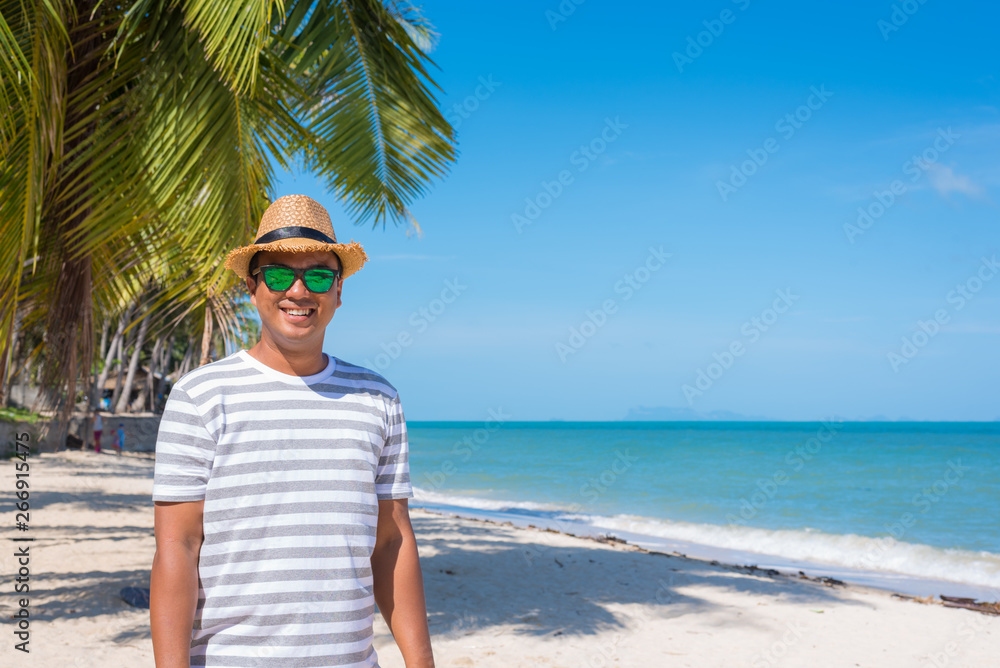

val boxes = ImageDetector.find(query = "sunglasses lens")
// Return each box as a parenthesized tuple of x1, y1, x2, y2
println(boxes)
(262, 267, 295, 291)
(303, 269, 337, 293)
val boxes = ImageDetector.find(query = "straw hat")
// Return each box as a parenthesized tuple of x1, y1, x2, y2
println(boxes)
(224, 195, 368, 279)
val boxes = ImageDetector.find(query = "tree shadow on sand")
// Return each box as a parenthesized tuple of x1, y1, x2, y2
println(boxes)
(412, 514, 865, 639)
(16, 566, 151, 629)
(32, 490, 155, 513)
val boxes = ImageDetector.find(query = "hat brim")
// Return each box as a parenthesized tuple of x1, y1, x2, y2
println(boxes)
(224, 238, 368, 280)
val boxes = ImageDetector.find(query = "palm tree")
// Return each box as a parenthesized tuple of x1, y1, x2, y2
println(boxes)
(0, 0, 456, 444)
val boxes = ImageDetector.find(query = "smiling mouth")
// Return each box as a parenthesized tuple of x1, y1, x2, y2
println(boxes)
(281, 307, 314, 317)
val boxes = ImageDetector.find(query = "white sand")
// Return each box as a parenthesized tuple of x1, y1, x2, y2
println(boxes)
(2, 452, 997, 667)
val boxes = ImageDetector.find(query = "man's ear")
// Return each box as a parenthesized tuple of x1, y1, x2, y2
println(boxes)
(245, 276, 257, 304)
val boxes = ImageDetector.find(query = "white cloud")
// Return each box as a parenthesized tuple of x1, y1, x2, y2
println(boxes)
(924, 163, 985, 199)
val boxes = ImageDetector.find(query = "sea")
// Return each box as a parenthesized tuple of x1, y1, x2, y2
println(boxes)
(407, 421, 1000, 600)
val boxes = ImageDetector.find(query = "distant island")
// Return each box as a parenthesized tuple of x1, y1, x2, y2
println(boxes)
(623, 406, 1000, 422)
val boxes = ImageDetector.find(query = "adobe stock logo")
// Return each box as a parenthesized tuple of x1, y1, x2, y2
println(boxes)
(716, 85, 833, 202)
(843, 127, 958, 244)
(887, 255, 998, 372)
(682, 289, 799, 404)
(877, 0, 931, 41)
(446, 75, 501, 129)
(556, 246, 670, 362)
(672, 0, 753, 73)
(364, 278, 467, 373)
(511, 117, 628, 233)
(545, 0, 586, 30)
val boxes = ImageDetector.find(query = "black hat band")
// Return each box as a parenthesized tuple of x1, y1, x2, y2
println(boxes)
(255, 226, 335, 245)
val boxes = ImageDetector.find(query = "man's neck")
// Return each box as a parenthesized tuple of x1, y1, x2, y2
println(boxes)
(247, 340, 328, 377)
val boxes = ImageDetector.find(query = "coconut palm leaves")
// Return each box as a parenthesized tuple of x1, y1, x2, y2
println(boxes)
(0, 0, 456, 420)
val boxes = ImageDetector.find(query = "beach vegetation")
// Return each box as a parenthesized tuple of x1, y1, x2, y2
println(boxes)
(0, 406, 42, 425)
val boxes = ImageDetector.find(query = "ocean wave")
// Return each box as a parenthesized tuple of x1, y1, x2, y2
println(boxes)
(412, 486, 568, 513)
(575, 513, 1000, 590)
(412, 488, 1000, 591)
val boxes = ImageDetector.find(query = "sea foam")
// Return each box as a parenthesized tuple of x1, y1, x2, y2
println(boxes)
(413, 487, 1000, 593)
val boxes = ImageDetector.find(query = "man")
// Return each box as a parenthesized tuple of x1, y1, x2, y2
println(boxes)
(150, 195, 434, 668)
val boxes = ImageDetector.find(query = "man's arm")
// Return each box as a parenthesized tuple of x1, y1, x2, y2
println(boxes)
(371, 498, 434, 668)
(151, 500, 204, 668)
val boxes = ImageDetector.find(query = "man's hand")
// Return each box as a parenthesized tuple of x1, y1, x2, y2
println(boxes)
(151, 500, 204, 668)
(371, 499, 435, 668)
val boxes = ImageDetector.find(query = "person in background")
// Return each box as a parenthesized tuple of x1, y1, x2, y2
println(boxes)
(116, 423, 125, 455)
(93, 409, 103, 454)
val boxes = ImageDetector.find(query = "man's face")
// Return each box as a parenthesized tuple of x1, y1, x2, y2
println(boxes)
(246, 249, 343, 355)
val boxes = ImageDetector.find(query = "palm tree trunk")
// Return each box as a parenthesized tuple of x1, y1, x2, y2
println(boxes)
(2, 314, 22, 407)
(93, 313, 123, 409)
(116, 311, 149, 414)
(199, 303, 214, 367)
(178, 339, 194, 379)
(97, 319, 109, 369)
(109, 329, 126, 412)
(142, 335, 163, 411)
(153, 334, 172, 410)
(40, 0, 101, 434)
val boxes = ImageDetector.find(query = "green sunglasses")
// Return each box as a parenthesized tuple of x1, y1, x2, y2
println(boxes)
(252, 265, 340, 293)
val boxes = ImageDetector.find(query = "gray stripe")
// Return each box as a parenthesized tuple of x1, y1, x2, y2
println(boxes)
(198, 545, 372, 567)
(195, 628, 373, 648)
(204, 501, 375, 524)
(202, 399, 383, 425)
(181, 367, 263, 393)
(191, 631, 368, 648)
(206, 479, 375, 501)
(377, 452, 405, 467)
(375, 472, 410, 486)
(196, 588, 371, 612)
(214, 437, 379, 456)
(191, 380, 393, 403)
(159, 408, 205, 427)
(191, 379, 330, 399)
(376, 491, 413, 501)
(155, 433, 216, 450)
(196, 605, 372, 630)
(203, 522, 372, 547)
(191, 644, 374, 667)
(156, 451, 213, 468)
(312, 381, 395, 401)
(334, 362, 396, 387)
(209, 458, 374, 479)
(199, 567, 370, 589)
(156, 474, 209, 488)
(220, 417, 381, 436)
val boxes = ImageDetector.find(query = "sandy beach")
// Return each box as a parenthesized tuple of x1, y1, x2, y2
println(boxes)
(2, 451, 997, 667)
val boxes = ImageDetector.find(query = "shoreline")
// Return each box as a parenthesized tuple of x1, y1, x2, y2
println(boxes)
(410, 497, 1000, 602)
(410, 505, 1000, 613)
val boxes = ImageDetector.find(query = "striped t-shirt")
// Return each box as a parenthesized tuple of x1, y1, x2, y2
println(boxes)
(152, 350, 412, 667)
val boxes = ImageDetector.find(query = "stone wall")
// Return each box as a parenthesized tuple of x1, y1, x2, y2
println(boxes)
(88, 414, 162, 453)
(2, 413, 162, 455)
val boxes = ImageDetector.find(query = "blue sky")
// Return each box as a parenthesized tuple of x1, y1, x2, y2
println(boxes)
(274, 0, 1000, 421)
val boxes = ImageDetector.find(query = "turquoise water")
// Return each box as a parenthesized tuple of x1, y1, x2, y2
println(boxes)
(407, 421, 1000, 589)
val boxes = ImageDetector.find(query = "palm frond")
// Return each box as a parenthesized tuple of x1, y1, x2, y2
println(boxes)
(279, 0, 456, 227)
